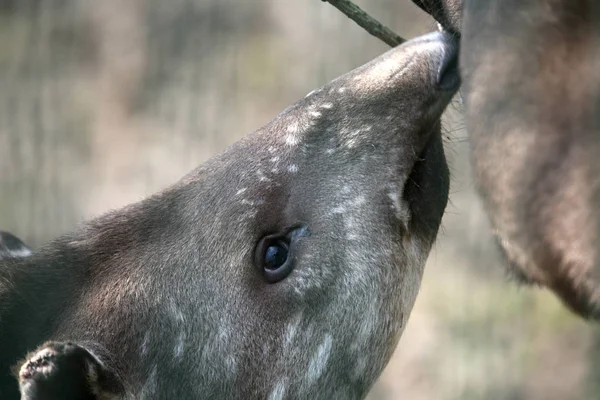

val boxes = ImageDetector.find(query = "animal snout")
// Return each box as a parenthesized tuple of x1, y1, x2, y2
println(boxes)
(433, 33, 460, 91)
(396, 31, 460, 93)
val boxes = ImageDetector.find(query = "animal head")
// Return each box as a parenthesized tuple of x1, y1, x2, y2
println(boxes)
(1, 31, 459, 399)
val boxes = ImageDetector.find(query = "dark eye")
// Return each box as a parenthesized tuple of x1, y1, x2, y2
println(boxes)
(264, 241, 289, 271)
(255, 225, 309, 283)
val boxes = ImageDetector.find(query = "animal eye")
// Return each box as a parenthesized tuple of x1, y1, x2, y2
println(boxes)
(255, 226, 309, 283)
(264, 240, 289, 271)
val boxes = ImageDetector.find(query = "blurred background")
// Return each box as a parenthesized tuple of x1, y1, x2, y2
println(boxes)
(0, 0, 598, 398)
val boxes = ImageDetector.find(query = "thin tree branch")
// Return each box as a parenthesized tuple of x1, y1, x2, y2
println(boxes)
(321, 0, 405, 47)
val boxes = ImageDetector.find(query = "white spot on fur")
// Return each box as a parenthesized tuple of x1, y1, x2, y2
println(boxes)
(169, 300, 185, 323)
(240, 210, 259, 220)
(352, 195, 366, 206)
(338, 87, 346, 93)
(268, 379, 287, 400)
(241, 199, 265, 207)
(226, 354, 237, 375)
(288, 164, 298, 173)
(307, 334, 333, 384)
(287, 122, 299, 133)
(141, 331, 150, 356)
(285, 134, 299, 146)
(326, 148, 335, 154)
(321, 103, 333, 109)
(268, 146, 276, 153)
(330, 195, 364, 216)
(331, 206, 346, 214)
(284, 313, 303, 349)
(387, 191, 400, 208)
(344, 129, 364, 149)
(270, 157, 280, 163)
(235, 188, 247, 196)
(257, 170, 272, 182)
(309, 111, 322, 118)
(345, 218, 356, 231)
(174, 333, 185, 360)
(387, 190, 411, 224)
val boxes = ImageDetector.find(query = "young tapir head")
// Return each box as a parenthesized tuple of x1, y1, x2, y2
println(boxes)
(0, 31, 459, 399)
(413, 0, 600, 319)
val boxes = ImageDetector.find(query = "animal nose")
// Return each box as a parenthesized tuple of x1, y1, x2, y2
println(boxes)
(434, 34, 460, 91)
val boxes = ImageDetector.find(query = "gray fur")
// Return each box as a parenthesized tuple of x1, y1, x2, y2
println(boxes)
(0, 32, 458, 399)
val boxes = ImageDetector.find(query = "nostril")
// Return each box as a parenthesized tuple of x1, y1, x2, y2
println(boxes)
(435, 40, 460, 91)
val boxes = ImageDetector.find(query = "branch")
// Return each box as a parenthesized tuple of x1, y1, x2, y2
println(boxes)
(321, 0, 405, 47)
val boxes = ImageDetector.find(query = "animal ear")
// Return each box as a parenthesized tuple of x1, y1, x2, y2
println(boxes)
(15, 341, 124, 400)
(0, 231, 32, 259)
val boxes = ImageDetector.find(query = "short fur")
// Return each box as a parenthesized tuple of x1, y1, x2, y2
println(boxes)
(412, 0, 600, 318)
(0, 32, 459, 399)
